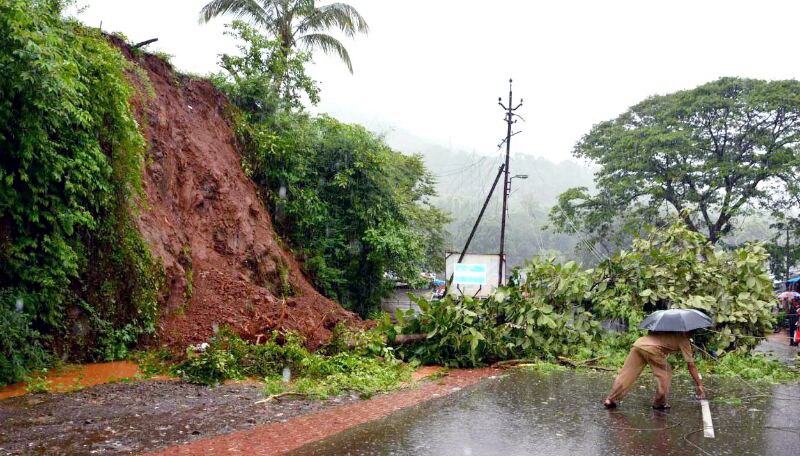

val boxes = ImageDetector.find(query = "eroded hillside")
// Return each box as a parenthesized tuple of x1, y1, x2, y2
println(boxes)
(111, 37, 358, 349)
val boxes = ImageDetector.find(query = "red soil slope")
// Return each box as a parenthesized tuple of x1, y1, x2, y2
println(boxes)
(111, 38, 358, 349)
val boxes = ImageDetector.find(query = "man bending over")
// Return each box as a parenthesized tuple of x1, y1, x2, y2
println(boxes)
(603, 331, 706, 409)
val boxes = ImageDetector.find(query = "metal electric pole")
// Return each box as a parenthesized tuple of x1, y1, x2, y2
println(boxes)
(497, 79, 523, 286)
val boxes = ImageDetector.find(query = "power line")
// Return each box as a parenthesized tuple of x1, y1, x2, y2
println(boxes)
(527, 165, 606, 263)
(445, 164, 506, 293)
(433, 154, 490, 178)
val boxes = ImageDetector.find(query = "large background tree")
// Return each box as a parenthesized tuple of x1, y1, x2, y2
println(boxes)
(200, 0, 368, 73)
(550, 77, 800, 249)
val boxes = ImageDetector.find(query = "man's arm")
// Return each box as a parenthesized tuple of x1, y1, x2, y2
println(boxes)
(682, 336, 706, 400)
(687, 361, 706, 399)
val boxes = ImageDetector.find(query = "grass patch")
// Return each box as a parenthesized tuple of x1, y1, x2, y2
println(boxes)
(427, 367, 450, 381)
(133, 349, 176, 378)
(23, 370, 52, 394)
(700, 352, 800, 384)
(519, 360, 568, 375)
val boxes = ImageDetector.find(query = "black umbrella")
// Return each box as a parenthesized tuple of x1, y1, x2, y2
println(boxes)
(639, 309, 712, 332)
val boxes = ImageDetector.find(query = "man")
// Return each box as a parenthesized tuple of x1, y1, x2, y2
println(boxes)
(603, 331, 706, 409)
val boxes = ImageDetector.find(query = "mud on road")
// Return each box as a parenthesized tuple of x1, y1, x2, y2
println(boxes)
(0, 380, 359, 455)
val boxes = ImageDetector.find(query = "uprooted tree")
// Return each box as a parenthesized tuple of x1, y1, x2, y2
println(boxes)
(384, 222, 775, 367)
(550, 77, 800, 250)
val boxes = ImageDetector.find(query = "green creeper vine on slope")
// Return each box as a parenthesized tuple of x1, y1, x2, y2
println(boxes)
(0, 0, 161, 385)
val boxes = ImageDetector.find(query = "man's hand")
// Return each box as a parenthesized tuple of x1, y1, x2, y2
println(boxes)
(687, 361, 706, 400)
(696, 385, 707, 400)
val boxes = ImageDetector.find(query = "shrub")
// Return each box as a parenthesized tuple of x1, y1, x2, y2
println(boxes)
(589, 222, 775, 351)
(0, 293, 50, 386)
(23, 369, 52, 394)
(174, 329, 310, 385)
(383, 287, 603, 368)
(175, 346, 240, 386)
(324, 324, 398, 360)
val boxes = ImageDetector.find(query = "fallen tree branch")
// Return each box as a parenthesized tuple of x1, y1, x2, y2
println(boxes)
(132, 38, 158, 49)
(572, 355, 606, 365)
(557, 356, 615, 371)
(254, 391, 308, 404)
(492, 359, 538, 368)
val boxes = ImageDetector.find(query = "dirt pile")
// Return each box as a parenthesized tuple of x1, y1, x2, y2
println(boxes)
(110, 37, 359, 350)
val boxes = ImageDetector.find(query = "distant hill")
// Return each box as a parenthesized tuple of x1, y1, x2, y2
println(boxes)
(382, 128, 598, 268)
(378, 126, 777, 271)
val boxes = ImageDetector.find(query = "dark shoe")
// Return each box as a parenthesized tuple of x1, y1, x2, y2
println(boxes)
(603, 399, 618, 409)
(652, 403, 671, 410)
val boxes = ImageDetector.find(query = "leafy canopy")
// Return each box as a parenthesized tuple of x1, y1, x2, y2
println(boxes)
(550, 77, 800, 248)
(200, 0, 368, 73)
(213, 20, 319, 112)
(238, 112, 448, 315)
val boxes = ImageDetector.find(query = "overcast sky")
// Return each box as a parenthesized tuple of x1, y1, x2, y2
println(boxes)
(76, 0, 800, 162)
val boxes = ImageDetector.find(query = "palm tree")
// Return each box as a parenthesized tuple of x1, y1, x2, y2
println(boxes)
(199, 0, 368, 73)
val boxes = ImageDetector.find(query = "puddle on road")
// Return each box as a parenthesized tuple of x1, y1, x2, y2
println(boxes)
(290, 369, 800, 456)
(0, 361, 143, 400)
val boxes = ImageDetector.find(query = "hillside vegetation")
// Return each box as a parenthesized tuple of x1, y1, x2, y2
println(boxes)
(0, 1, 446, 385)
(212, 21, 447, 315)
(1, 0, 160, 384)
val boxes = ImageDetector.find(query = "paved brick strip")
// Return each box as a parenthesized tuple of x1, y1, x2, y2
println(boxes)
(149, 367, 499, 455)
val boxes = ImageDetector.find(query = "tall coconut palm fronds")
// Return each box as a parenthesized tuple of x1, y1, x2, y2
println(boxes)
(199, 0, 368, 73)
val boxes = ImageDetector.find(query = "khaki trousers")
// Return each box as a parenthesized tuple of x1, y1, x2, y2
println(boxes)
(607, 346, 672, 406)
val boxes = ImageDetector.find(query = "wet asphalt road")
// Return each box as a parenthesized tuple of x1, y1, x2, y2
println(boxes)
(290, 368, 800, 456)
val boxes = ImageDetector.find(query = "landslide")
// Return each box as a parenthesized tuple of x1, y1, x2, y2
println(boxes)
(111, 37, 359, 350)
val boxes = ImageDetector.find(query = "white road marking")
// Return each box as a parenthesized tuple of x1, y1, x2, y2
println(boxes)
(700, 399, 715, 438)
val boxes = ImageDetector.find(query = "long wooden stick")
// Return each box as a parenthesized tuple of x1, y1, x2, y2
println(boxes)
(492, 359, 538, 368)
(254, 391, 308, 404)
(556, 356, 615, 371)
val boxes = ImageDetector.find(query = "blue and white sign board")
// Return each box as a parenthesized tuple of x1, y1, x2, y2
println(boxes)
(445, 253, 503, 298)
(453, 263, 487, 285)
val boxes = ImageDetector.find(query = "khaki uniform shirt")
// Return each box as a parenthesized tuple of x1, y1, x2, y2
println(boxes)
(633, 332, 694, 362)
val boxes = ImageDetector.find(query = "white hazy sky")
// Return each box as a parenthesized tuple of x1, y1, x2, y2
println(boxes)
(76, 0, 800, 162)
